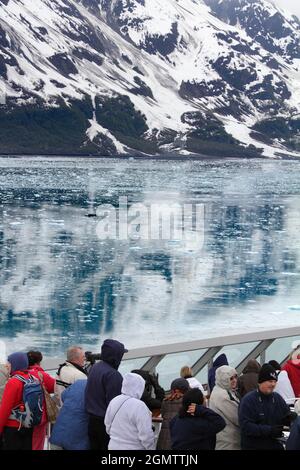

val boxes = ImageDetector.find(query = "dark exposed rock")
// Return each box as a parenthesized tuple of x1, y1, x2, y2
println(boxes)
(62, 24, 106, 54)
(179, 79, 226, 99)
(182, 111, 238, 144)
(37, 27, 48, 36)
(95, 94, 148, 139)
(50, 80, 67, 89)
(48, 53, 78, 77)
(212, 55, 258, 91)
(19, 15, 47, 43)
(122, 54, 132, 65)
(132, 65, 144, 76)
(142, 22, 179, 56)
(0, 0, 299, 155)
(0, 51, 19, 79)
(0, 25, 9, 48)
(130, 76, 154, 99)
(263, 57, 281, 70)
(151, 128, 178, 146)
(204, 0, 300, 59)
(248, 75, 291, 102)
(73, 48, 103, 66)
(253, 116, 300, 150)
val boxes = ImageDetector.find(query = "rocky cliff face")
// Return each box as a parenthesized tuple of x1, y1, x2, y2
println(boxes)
(0, 0, 300, 157)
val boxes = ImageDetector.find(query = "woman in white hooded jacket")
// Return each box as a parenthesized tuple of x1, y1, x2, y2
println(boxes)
(105, 372, 155, 450)
(209, 365, 241, 450)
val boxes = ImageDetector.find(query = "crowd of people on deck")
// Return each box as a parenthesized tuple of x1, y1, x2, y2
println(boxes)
(1, 339, 300, 451)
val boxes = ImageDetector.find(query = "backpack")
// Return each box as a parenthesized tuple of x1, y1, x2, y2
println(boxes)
(10, 375, 43, 428)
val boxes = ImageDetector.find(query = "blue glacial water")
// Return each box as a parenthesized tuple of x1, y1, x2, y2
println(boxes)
(0, 156, 300, 360)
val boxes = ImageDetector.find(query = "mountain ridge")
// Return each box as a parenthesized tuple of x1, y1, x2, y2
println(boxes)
(0, 0, 300, 157)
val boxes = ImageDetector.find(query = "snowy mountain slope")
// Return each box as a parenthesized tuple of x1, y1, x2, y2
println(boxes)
(0, 0, 300, 157)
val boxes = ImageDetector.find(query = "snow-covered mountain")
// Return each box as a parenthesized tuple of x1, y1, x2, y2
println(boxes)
(0, 0, 300, 157)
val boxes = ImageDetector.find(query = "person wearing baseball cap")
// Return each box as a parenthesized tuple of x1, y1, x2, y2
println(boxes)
(157, 378, 190, 450)
(239, 363, 296, 450)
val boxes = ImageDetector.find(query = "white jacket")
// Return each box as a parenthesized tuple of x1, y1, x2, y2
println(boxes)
(186, 377, 206, 395)
(55, 362, 87, 405)
(209, 366, 241, 450)
(105, 373, 155, 450)
(275, 370, 295, 405)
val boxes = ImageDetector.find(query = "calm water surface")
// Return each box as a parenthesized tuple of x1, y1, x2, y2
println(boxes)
(0, 157, 300, 361)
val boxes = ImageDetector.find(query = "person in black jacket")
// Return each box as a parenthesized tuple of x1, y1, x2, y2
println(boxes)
(169, 388, 226, 450)
(85, 339, 128, 450)
(239, 364, 295, 450)
(131, 370, 165, 412)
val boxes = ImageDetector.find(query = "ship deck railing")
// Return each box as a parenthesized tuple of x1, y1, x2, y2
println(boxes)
(43, 325, 300, 390)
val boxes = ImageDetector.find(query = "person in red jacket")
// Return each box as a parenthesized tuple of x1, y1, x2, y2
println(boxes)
(282, 348, 300, 398)
(0, 352, 33, 450)
(27, 351, 56, 451)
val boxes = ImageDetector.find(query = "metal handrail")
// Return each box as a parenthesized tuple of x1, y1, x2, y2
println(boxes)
(43, 326, 300, 375)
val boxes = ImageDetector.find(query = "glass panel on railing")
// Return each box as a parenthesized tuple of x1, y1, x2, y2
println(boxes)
(119, 357, 150, 376)
(211, 342, 260, 369)
(265, 336, 300, 365)
(156, 349, 207, 390)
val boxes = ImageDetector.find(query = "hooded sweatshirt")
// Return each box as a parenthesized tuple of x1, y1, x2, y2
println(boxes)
(105, 373, 155, 450)
(282, 359, 300, 397)
(238, 360, 261, 398)
(50, 380, 90, 450)
(0, 353, 30, 434)
(85, 340, 126, 417)
(208, 354, 228, 393)
(209, 365, 241, 450)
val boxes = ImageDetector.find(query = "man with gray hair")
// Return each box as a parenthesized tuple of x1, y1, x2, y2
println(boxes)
(55, 346, 87, 405)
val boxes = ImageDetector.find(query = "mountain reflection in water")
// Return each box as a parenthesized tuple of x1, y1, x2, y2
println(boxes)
(0, 157, 299, 356)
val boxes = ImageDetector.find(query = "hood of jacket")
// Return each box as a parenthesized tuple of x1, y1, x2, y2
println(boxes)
(213, 354, 229, 368)
(100, 339, 127, 369)
(8, 352, 28, 373)
(121, 373, 145, 399)
(216, 365, 237, 391)
(242, 359, 261, 375)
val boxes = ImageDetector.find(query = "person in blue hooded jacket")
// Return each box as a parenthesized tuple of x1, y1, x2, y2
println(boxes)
(50, 380, 89, 450)
(85, 339, 128, 450)
(208, 354, 228, 393)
